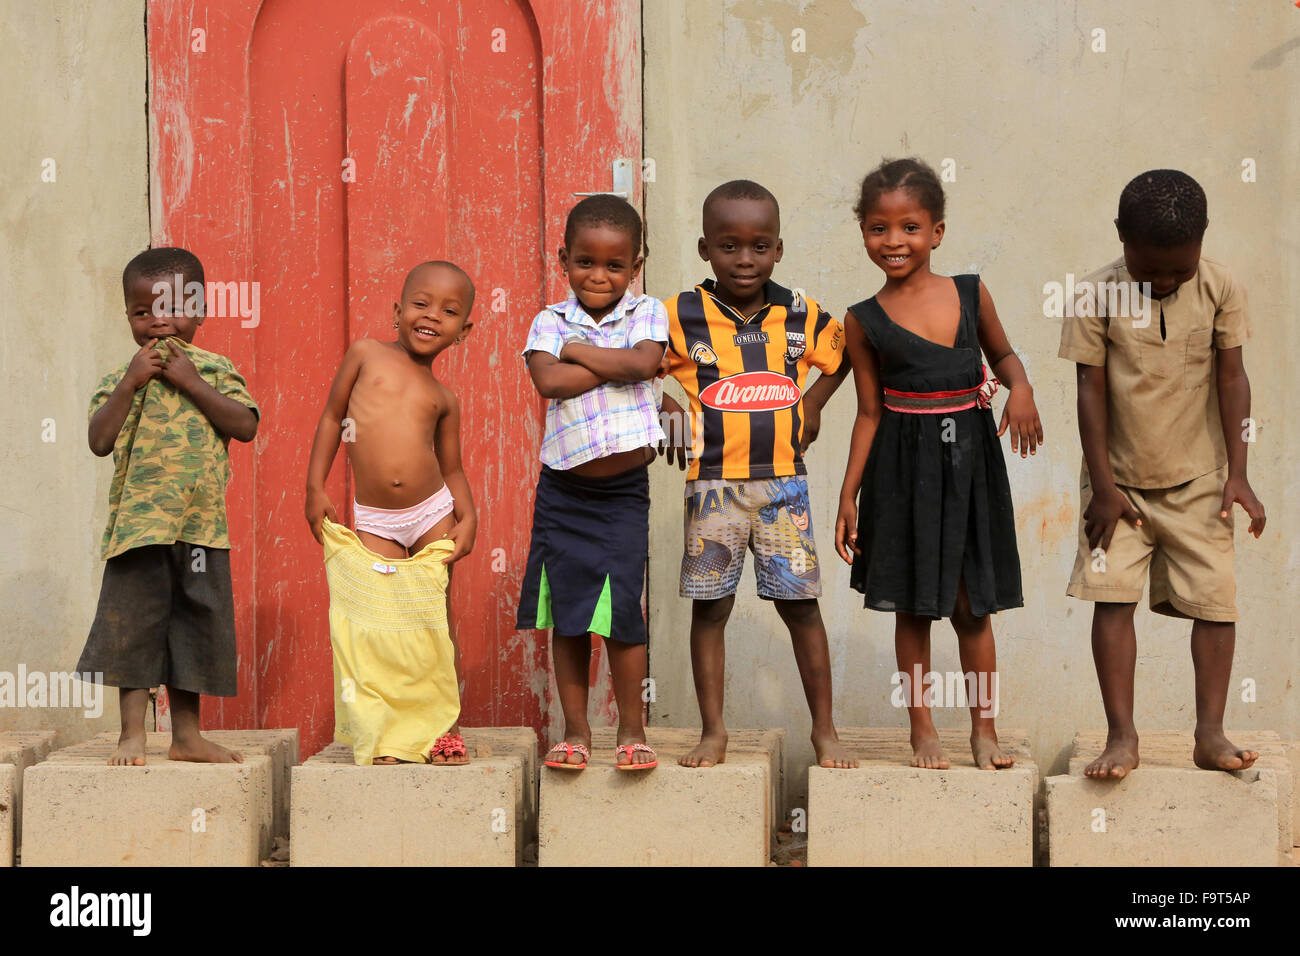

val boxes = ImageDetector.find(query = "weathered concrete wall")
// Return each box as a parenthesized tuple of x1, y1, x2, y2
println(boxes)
(643, 0, 1299, 811)
(0, 1, 148, 742)
(1, 1, 1295, 821)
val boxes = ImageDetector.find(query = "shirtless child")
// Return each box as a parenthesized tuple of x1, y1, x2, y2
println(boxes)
(305, 260, 478, 765)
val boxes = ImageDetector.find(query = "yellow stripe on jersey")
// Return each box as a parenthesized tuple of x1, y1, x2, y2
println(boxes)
(665, 279, 844, 481)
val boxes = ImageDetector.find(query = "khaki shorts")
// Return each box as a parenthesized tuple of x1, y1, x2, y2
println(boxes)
(1066, 465, 1237, 622)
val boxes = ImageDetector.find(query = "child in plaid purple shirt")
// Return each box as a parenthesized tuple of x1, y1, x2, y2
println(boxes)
(517, 195, 666, 771)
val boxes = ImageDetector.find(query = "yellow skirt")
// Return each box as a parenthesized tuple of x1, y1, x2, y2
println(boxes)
(321, 520, 461, 765)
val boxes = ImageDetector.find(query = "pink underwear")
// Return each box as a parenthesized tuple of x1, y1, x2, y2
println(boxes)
(353, 485, 455, 549)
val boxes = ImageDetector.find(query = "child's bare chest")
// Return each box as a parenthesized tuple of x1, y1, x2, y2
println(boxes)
(351, 360, 443, 425)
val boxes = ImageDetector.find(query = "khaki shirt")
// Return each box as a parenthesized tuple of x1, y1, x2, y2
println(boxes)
(1058, 256, 1250, 489)
(90, 339, 259, 559)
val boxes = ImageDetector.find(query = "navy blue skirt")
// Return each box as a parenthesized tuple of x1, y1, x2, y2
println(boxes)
(515, 463, 650, 644)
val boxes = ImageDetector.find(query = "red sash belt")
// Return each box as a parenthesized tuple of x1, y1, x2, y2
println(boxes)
(882, 366, 999, 414)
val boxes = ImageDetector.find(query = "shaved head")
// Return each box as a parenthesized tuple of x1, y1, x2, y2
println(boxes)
(402, 260, 475, 310)
(702, 180, 780, 234)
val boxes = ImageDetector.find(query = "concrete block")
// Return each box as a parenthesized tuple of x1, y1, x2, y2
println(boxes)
(292, 745, 523, 867)
(22, 750, 272, 866)
(461, 727, 538, 838)
(1283, 739, 1300, 845)
(1254, 732, 1300, 846)
(1048, 730, 1284, 866)
(1067, 730, 1292, 862)
(538, 727, 779, 867)
(0, 729, 57, 854)
(204, 729, 297, 839)
(47, 729, 298, 843)
(0, 764, 13, 866)
(727, 728, 786, 829)
(309, 725, 538, 849)
(806, 728, 1036, 867)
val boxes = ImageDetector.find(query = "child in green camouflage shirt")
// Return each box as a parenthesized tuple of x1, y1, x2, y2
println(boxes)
(79, 247, 259, 766)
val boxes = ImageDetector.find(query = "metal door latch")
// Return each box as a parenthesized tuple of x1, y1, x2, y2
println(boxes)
(573, 158, 635, 199)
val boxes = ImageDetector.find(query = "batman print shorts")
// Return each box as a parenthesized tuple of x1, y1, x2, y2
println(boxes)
(680, 476, 821, 601)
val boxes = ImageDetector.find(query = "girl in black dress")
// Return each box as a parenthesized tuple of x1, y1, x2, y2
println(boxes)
(834, 158, 1044, 771)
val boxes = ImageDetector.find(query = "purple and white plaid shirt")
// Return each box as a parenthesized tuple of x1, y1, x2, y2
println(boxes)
(522, 290, 668, 470)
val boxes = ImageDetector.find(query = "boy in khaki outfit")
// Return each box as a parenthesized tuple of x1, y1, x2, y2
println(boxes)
(1060, 170, 1266, 779)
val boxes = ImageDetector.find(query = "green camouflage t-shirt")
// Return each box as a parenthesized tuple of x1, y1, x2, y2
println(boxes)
(90, 339, 259, 559)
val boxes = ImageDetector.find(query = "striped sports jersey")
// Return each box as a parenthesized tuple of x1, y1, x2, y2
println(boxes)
(665, 279, 844, 480)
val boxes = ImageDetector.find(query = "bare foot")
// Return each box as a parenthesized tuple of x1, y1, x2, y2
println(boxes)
(168, 735, 243, 764)
(813, 731, 859, 769)
(1083, 733, 1139, 779)
(109, 733, 147, 766)
(910, 732, 949, 770)
(372, 755, 411, 765)
(1193, 730, 1258, 772)
(679, 731, 727, 768)
(971, 731, 1015, 770)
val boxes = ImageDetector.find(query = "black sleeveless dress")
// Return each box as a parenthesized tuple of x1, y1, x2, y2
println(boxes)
(848, 274, 1023, 619)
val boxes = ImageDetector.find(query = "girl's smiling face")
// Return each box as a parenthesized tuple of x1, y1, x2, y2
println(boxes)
(860, 188, 945, 280)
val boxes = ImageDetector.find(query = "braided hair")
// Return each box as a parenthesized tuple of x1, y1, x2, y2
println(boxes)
(853, 158, 945, 223)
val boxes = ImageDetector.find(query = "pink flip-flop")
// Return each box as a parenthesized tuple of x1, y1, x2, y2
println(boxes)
(615, 742, 658, 771)
(544, 742, 590, 771)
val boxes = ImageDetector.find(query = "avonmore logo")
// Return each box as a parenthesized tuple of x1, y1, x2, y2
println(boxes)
(700, 371, 801, 412)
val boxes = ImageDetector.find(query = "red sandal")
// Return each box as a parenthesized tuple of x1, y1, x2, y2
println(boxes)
(615, 742, 658, 771)
(430, 732, 469, 764)
(544, 741, 590, 771)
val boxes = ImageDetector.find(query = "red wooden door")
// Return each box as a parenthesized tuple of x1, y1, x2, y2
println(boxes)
(148, 0, 641, 756)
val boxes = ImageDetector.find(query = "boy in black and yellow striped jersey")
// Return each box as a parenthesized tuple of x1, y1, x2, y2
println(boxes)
(659, 180, 856, 770)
